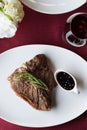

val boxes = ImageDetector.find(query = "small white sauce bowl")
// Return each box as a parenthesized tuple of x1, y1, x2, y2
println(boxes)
(54, 69, 80, 94)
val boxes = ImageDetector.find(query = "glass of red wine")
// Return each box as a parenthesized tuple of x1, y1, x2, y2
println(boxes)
(65, 12, 87, 47)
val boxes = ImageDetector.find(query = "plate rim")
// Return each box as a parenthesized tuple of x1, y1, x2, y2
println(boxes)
(21, 0, 86, 14)
(0, 44, 86, 62)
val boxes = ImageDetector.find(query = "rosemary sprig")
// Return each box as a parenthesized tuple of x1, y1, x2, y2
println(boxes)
(16, 72, 48, 91)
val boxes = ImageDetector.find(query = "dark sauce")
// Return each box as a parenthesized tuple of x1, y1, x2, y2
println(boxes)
(57, 72, 75, 90)
(71, 15, 87, 39)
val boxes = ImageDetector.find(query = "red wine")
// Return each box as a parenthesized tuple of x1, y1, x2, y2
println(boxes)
(71, 15, 87, 39)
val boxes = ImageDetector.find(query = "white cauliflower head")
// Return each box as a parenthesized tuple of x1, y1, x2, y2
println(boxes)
(0, 0, 24, 38)
(2, 0, 24, 23)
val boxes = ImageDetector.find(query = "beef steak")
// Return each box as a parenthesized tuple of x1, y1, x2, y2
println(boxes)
(8, 54, 57, 111)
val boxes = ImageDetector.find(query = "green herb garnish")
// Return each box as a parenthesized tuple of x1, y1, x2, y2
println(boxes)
(0, 7, 13, 21)
(16, 72, 48, 91)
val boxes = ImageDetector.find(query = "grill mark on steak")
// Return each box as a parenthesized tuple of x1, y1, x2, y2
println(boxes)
(25, 54, 56, 91)
(8, 54, 57, 111)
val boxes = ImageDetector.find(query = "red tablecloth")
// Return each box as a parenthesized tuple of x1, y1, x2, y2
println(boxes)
(0, 3, 87, 130)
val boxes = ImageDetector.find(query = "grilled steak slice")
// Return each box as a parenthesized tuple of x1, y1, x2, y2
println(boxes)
(8, 54, 57, 111)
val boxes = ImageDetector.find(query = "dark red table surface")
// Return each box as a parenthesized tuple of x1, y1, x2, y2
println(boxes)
(0, 3, 87, 130)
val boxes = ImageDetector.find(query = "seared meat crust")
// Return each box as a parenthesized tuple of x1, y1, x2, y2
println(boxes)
(8, 54, 57, 111)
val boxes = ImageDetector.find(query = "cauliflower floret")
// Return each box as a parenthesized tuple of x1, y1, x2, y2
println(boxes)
(3, 0, 24, 23)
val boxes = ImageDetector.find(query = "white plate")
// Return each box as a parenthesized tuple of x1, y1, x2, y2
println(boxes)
(21, 0, 86, 14)
(0, 44, 87, 128)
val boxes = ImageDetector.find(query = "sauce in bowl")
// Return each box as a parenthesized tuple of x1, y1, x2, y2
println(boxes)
(56, 71, 75, 90)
